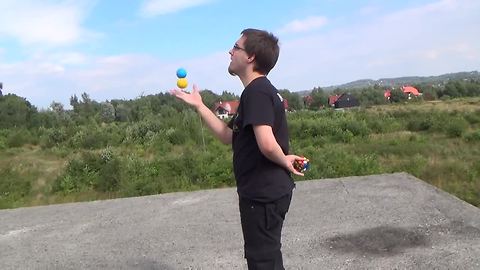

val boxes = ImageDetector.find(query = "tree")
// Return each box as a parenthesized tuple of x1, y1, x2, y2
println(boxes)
(357, 87, 386, 106)
(220, 90, 238, 101)
(0, 94, 37, 129)
(278, 89, 302, 111)
(389, 89, 407, 103)
(50, 101, 65, 114)
(48, 101, 71, 126)
(199, 90, 219, 110)
(309, 87, 329, 109)
(115, 103, 130, 122)
(443, 82, 461, 98)
(99, 102, 115, 123)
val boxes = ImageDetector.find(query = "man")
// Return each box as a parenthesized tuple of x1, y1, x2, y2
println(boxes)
(171, 28, 305, 270)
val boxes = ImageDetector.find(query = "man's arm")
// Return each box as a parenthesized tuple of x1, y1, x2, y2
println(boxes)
(196, 103, 232, 145)
(171, 85, 232, 145)
(253, 125, 304, 176)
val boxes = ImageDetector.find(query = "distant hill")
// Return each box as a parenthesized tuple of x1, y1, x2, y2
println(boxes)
(296, 71, 480, 96)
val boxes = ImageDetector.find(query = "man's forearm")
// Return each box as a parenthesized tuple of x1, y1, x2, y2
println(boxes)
(260, 143, 289, 169)
(196, 104, 232, 144)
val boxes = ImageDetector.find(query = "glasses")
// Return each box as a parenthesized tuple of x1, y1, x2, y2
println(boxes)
(232, 44, 246, 51)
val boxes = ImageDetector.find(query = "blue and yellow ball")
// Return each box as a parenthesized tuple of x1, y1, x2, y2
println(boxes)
(176, 68, 187, 78)
(177, 78, 188, 89)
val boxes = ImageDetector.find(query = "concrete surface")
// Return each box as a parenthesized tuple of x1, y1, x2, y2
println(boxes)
(1, 172, 480, 270)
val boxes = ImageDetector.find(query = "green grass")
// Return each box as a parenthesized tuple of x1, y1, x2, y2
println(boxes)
(1, 98, 479, 209)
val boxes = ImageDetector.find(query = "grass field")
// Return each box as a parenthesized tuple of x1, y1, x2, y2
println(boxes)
(1, 97, 479, 209)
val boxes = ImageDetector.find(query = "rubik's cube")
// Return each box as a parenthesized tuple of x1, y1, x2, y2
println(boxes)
(294, 158, 310, 173)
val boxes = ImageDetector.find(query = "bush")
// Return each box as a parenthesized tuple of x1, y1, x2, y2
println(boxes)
(124, 120, 162, 144)
(68, 125, 122, 149)
(445, 117, 469, 137)
(41, 127, 68, 148)
(367, 119, 386, 133)
(81, 130, 106, 149)
(291, 145, 382, 180)
(464, 129, 480, 142)
(53, 149, 122, 194)
(165, 127, 187, 145)
(464, 113, 480, 125)
(147, 133, 173, 153)
(0, 167, 32, 208)
(120, 155, 164, 196)
(6, 129, 33, 148)
(407, 117, 434, 132)
(340, 119, 370, 137)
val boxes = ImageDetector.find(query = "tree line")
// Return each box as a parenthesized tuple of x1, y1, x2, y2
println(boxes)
(2, 78, 480, 131)
(0, 79, 479, 209)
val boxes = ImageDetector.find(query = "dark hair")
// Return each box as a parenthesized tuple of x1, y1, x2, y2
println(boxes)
(241, 28, 279, 75)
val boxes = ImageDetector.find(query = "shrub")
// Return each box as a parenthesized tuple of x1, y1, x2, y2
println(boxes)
(445, 117, 469, 137)
(41, 128, 68, 148)
(368, 119, 386, 133)
(165, 127, 187, 145)
(68, 125, 121, 149)
(82, 130, 106, 149)
(124, 120, 162, 144)
(340, 119, 370, 137)
(147, 133, 173, 153)
(0, 167, 32, 208)
(464, 113, 480, 125)
(464, 129, 480, 142)
(407, 117, 433, 132)
(5, 129, 35, 148)
(53, 149, 122, 194)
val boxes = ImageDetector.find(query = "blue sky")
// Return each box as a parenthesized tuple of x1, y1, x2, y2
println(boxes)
(1, 0, 479, 109)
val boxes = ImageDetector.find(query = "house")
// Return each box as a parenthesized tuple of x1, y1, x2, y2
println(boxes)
(384, 89, 391, 100)
(282, 98, 289, 111)
(402, 86, 421, 99)
(328, 95, 340, 106)
(213, 100, 239, 119)
(329, 93, 359, 109)
(274, 92, 289, 111)
(303, 95, 313, 107)
(385, 86, 422, 101)
(213, 97, 288, 119)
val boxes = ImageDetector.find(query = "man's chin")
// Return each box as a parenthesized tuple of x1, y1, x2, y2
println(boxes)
(228, 66, 237, 76)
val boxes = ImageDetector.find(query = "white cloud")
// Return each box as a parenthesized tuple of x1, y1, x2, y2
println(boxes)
(2, 0, 479, 109)
(278, 16, 328, 34)
(140, 0, 214, 17)
(53, 52, 88, 65)
(272, 0, 480, 89)
(0, 0, 94, 46)
(0, 50, 237, 109)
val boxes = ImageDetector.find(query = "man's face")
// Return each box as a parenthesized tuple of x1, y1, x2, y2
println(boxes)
(228, 35, 250, 76)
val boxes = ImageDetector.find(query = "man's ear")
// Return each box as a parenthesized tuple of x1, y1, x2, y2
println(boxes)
(247, 54, 255, 63)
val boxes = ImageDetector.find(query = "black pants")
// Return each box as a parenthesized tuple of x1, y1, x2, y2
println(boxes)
(239, 193, 292, 270)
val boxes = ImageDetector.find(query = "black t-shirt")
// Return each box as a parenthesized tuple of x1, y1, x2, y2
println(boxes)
(228, 76, 295, 202)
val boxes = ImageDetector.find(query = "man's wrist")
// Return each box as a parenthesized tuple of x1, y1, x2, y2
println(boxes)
(196, 103, 207, 112)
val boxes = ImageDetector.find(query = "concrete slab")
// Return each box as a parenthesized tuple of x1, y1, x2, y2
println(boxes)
(1, 173, 479, 269)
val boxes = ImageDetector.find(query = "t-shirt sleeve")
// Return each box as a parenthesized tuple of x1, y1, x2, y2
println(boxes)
(242, 90, 274, 128)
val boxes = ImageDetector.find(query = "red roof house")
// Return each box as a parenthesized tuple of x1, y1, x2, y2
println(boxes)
(303, 95, 313, 107)
(213, 100, 239, 119)
(283, 99, 289, 111)
(328, 95, 340, 107)
(384, 89, 391, 100)
(402, 86, 421, 99)
(330, 93, 359, 108)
